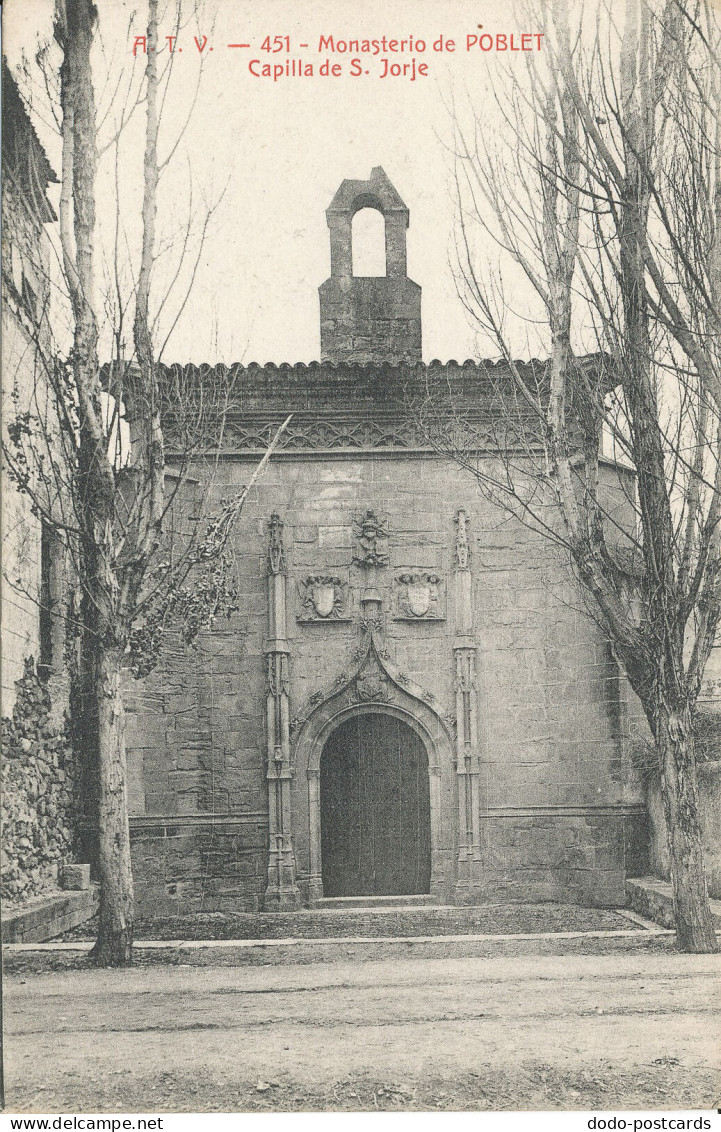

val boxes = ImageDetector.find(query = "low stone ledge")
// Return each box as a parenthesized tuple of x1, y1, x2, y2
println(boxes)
(3, 927, 677, 972)
(626, 876, 721, 931)
(2, 885, 99, 943)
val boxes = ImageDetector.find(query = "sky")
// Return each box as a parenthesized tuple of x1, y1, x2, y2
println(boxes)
(3, 0, 550, 365)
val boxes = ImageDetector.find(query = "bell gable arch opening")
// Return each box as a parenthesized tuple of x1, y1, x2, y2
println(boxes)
(351, 207, 387, 277)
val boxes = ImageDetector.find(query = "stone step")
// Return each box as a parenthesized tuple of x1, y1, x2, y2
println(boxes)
(2, 885, 99, 944)
(5, 926, 679, 973)
(626, 876, 721, 930)
(314, 894, 437, 911)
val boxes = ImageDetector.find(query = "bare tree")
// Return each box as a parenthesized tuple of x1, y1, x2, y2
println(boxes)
(446, 0, 720, 951)
(3, 0, 288, 965)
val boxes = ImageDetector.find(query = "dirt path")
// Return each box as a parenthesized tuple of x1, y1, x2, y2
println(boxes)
(5, 952, 720, 1112)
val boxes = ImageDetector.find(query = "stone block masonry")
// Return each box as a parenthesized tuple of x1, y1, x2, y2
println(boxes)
(60, 864, 90, 890)
(123, 442, 646, 916)
(128, 817, 268, 915)
(3, 886, 98, 943)
(319, 167, 422, 365)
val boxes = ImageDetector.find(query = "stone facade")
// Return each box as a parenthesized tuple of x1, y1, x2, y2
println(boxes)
(120, 434, 646, 916)
(91, 170, 656, 916)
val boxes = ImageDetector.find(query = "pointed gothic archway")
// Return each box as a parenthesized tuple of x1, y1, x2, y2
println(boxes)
(290, 633, 455, 904)
(320, 712, 431, 897)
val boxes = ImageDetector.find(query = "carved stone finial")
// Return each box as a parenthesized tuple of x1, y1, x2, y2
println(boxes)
(455, 510, 470, 570)
(268, 513, 286, 576)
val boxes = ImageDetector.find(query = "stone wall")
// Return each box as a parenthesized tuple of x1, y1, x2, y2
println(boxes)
(319, 275, 422, 365)
(112, 631, 269, 916)
(644, 642, 721, 899)
(122, 448, 646, 915)
(1, 659, 76, 905)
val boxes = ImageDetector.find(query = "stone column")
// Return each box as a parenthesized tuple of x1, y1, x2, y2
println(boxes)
(263, 513, 301, 911)
(453, 510, 483, 900)
(328, 212, 352, 277)
(385, 212, 408, 277)
(306, 768, 323, 905)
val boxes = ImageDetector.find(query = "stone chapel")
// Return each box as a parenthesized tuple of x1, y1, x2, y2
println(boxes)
(117, 167, 652, 917)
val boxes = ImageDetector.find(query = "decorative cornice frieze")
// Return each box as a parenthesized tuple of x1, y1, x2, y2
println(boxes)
(164, 412, 508, 456)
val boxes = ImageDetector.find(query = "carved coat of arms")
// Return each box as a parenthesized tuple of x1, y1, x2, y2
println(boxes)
(395, 571, 444, 620)
(351, 657, 390, 702)
(298, 574, 348, 621)
(353, 509, 389, 567)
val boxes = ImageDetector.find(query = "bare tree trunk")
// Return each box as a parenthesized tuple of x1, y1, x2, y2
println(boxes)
(617, 0, 716, 954)
(655, 701, 717, 953)
(91, 643, 134, 966)
(88, 0, 160, 965)
(450, 0, 720, 952)
(56, 0, 136, 967)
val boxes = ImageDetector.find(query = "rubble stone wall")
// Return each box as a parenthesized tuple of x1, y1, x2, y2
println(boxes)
(1, 659, 76, 905)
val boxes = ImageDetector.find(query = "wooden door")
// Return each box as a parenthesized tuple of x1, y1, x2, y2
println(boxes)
(320, 713, 431, 897)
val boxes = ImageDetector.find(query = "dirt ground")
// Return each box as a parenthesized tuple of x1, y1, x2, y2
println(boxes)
(58, 903, 637, 941)
(4, 951, 720, 1113)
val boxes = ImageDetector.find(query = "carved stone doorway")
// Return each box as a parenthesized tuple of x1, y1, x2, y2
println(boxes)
(319, 712, 431, 897)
